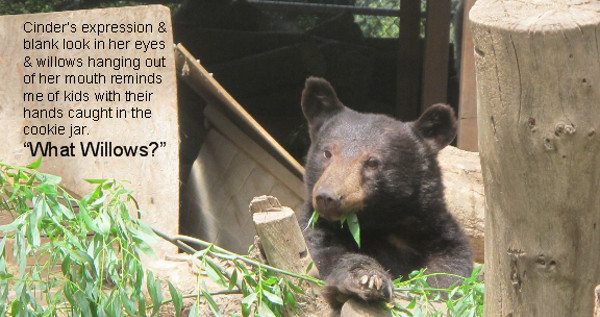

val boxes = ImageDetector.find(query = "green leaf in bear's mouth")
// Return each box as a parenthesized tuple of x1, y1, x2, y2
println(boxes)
(340, 213, 361, 248)
(304, 210, 319, 231)
(305, 211, 361, 248)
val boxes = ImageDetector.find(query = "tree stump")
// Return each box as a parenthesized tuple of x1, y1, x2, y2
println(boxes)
(250, 196, 333, 316)
(250, 195, 318, 278)
(471, 1, 600, 316)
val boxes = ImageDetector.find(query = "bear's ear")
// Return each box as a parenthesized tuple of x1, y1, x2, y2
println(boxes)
(412, 103, 457, 152)
(301, 77, 344, 135)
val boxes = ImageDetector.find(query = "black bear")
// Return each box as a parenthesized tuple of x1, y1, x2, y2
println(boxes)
(298, 77, 473, 308)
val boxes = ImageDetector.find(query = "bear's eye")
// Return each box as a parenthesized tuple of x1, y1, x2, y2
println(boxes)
(364, 157, 380, 169)
(323, 150, 332, 159)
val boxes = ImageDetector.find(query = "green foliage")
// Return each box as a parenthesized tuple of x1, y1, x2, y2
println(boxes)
(354, 0, 401, 38)
(306, 211, 361, 247)
(0, 158, 168, 316)
(391, 265, 484, 317)
(304, 210, 319, 231)
(0, 0, 72, 15)
(339, 213, 360, 248)
(172, 236, 323, 317)
(0, 159, 483, 316)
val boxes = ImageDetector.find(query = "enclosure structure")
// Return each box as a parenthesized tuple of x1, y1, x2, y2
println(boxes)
(174, 41, 486, 262)
(471, 0, 600, 315)
(173, 0, 476, 162)
(175, 45, 305, 253)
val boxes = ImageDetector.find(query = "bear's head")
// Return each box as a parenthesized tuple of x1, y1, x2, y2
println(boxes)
(301, 77, 456, 226)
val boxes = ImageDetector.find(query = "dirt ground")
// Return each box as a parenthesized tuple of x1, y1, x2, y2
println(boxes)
(148, 253, 333, 317)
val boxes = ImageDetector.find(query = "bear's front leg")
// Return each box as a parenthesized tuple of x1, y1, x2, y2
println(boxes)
(323, 253, 394, 308)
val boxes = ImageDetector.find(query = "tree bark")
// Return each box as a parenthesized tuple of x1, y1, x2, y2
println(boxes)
(250, 196, 317, 278)
(471, 1, 600, 316)
(595, 285, 600, 317)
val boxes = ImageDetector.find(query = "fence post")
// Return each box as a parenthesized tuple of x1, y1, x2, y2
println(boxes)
(471, 1, 600, 315)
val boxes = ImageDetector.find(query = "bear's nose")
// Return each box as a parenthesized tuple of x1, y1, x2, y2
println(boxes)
(315, 188, 341, 215)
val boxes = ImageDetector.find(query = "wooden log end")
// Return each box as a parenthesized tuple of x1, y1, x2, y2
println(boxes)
(249, 195, 282, 214)
(252, 208, 294, 224)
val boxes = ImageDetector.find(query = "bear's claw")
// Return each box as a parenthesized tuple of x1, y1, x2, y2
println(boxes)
(346, 269, 392, 302)
(325, 262, 393, 307)
(360, 274, 384, 290)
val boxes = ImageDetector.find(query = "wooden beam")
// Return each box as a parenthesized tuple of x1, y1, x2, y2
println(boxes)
(396, 0, 422, 120)
(421, 0, 451, 112)
(457, 0, 478, 151)
(174, 44, 304, 179)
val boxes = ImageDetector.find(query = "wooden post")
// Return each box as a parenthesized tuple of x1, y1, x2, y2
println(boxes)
(421, 0, 451, 112)
(396, 0, 422, 120)
(250, 195, 317, 277)
(456, 0, 478, 151)
(595, 285, 600, 317)
(250, 196, 331, 316)
(471, 1, 600, 316)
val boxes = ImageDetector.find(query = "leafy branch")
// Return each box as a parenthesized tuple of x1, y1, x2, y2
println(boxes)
(390, 266, 484, 317)
(0, 159, 322, 317)
(0, 158, 161, 316)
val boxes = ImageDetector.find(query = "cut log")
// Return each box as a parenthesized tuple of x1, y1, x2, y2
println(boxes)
(250, 196, 333, 316)
(250, 195, 318, 278)
(438, 146, 484, 263)
(471, 1, 600, 316)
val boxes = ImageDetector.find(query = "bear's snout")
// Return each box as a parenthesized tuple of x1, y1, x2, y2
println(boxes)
(314, 187, 342, 219)
(311, 155, 366, 220)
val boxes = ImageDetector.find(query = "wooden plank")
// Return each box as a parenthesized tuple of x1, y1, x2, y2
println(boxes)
(192, 132, 265, 252)
(396, 0, 422, 120)
(188, 104, 304, 253)
(457, 0, 479, 151)
(268, 181, 304, 212)
(421, 0, 451, 111)
(174, 44, 304, 179)
(204, 105, 304, 195)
